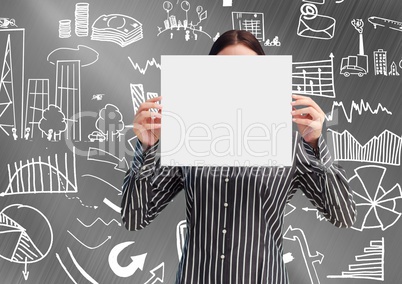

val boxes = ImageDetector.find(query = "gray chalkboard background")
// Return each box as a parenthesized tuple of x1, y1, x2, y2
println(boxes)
(1, 0, 401, 283)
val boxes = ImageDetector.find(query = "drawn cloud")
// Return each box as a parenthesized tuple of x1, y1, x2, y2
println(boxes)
(47, 45, 99, 67)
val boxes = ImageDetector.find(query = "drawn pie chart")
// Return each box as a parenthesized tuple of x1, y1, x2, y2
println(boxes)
(0, 204, 53, 264)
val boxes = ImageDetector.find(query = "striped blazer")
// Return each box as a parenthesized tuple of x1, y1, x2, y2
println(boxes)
(121, 131, 356, 284)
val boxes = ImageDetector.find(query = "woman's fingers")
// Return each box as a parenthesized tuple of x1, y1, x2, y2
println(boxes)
(137, 102, 163, 114)
(291, 94, 323, 115)
(291, 106, 320, 120)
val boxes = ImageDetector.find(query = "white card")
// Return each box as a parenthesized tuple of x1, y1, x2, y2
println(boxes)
(160, 55, 292, 167)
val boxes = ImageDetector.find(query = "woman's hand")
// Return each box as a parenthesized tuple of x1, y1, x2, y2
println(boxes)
(290, 94, 325, 149)
(133, 96, 163, 148)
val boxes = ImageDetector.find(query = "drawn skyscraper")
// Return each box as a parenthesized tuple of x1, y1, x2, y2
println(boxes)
(0, 28, 24, 137)
(54, 60, 81, 141)
(24, 79, 50, 138)
(374, 49, 387, 76)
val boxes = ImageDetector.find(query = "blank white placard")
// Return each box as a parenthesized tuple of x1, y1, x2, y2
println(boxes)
(160, 55, 292, 167)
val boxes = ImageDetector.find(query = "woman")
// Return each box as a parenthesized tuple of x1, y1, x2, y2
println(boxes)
(121, 30, 356, 284)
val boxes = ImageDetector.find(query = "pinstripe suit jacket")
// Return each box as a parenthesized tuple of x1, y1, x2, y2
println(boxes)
(121, 131, 356, 284)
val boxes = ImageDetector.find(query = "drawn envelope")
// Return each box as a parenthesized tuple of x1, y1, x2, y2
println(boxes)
(297, 4, 336, 40)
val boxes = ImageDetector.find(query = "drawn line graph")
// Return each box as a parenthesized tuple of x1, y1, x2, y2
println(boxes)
(2, 148, 77, 197)
(77, 217, 121, 227)
(128, 57, 161, 75)
(325, 99, 392, 123)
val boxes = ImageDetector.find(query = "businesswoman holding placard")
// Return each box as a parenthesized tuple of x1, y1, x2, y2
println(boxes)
(121, 30, 356, 284)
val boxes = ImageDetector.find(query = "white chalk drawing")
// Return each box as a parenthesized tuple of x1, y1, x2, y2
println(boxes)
(87, 147, 129, 173)
(285, 203, 296, 217)
(144, 263, 165, 284)
(88, 130, 107, 142)
(213, 32, 220, 42)
(108, 241, 147, 278)
(59, 20, 71, 38)
(292, 53, 336, 98)
(232, 12, 265, 42)
(67, 247, 99, 284)
(297, 4, 335, 40)
(56, 253, 78, 284)
(2, 148, 77, 196)
(103, 197, 121, 213)
(47, 45, 99, 67)
(23, 79, 49, 139)
(91, 94, 104, 100)
(0, 204, 54, 280)
(329, 129, 402, 165)
(82, 174, 122, 194)
(128, 57, 161, 75)
(283, 252, 295, 264)
(283, 225, 324, 284)
(374, 49, 388, 76)
(91, 14, 143, 47)
(47, 46, 99, 141)
(0, 18, 17, 28)
(130, 83, 160, 119)
(303, 0, 325, 4)
(324, 99, 392, 123)
(340, 19, 368, 77)
(157, 1, 210, 41)
(368, 16, 402, 32)
(223, 0, 232, 7)
(77, 217, 121, 228)
(0, 34, 16, 135)
(38, 104, 68, 141)
(67, 230, 111, 250)
(348, 165, 402, 231)
(302, 207, 326, 221)
(176, 220, 187, 259)
(75, 3, 89, 37)
(264, 36, 281, 46)
(327, 238, 384, 281)
(94, 104, 125, 142)
(389, 61, 400, 76)
(64, 193, 99, 209)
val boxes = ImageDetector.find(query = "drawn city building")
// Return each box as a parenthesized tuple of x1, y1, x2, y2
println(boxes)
(24, 79, 50, 139)
(374, 49, 387, 75)
(0, 28, 24, 137)
(389, 61, 400, 76)
(169, 15, 177, 28)
(232, 12, 265, 42)
(54, 60, 81, 141)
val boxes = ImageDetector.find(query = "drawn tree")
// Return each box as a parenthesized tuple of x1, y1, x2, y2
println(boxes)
(95, 104, 125, 141)
(38, 104, 67, 140)
(195, 6, 207, 26)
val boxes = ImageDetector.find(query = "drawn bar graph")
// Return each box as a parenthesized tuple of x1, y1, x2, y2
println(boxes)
(327, 238, 384, 281)
(1, 148, 77, 196)
(329, 129, 402, 165)
(292, 53, 336, 98)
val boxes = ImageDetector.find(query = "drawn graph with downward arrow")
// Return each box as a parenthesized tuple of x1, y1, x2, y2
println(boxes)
(283, 225, 324, 284)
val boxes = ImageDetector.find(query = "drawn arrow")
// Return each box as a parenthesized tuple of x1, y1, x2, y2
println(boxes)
(108, 241, 147, 278)
(283, 225, 324, 284)
(144, 262, 164, 284)
(22, 257, 29, 280)
(67, 230, 111, 249)
(87, 147, 129, 173)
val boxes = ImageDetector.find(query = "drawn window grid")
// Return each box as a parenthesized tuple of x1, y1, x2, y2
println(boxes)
(55, 60, 80, 140)
(26, 79, 49, 138)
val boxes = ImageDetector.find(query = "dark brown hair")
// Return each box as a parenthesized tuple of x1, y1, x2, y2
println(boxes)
(209, 30, 265, 55)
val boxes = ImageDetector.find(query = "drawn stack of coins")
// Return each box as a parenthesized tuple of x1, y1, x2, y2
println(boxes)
(59, 20, 71, 38)
(75, 2, 89, 37)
